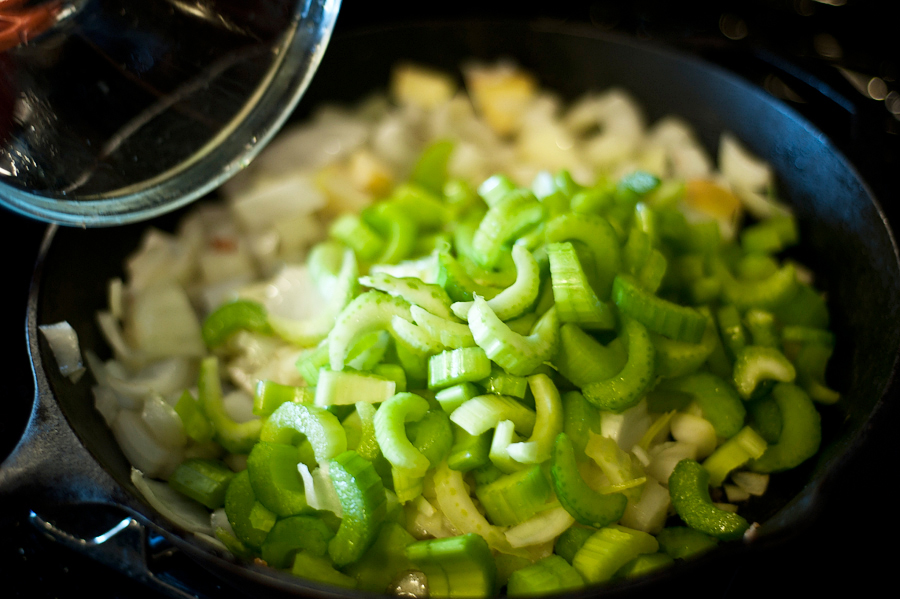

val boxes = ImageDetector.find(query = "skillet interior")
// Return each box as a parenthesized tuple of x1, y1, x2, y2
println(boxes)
(29, 20, 900, 597)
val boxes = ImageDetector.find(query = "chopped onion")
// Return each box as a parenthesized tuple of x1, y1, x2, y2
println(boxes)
(128, 284, 205, 359)
(131, 469, 212, 535)
(92, 385, 119, 427)
(141, 394, 188, 449)
(731, 471, 770, 496)
(719, 132, 772, 193)
(38, 321, 85, 383)
(113, 411, 182, 479)
(670, 413, 717, 459)
(599, 399, 652, 452)
(297, 462, 342, 517)
(620, 476, 670, 535)
(505, 505, 575, 548)
(724, 484, 751, 503)
(104, 357, 198, 402)
(646, 441, 698, 484)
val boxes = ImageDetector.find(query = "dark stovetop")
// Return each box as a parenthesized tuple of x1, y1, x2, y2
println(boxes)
(1, 2, 897, 598)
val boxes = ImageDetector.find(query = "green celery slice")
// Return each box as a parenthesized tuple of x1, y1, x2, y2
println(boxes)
(360, 272, 455, 321)
(198, 356, 261, 454)
(547, 241, 616, 330)
(202, 300, 272, 348)
(373, 392, 432, 477)
(582, 318, 656, 413)
(749, 383, 821, 473)
(506, 374, 564, 464)
(428, 346, 493, 390)
(468, 298, 559, 377)
(260, 401, 347, 464)
(451, 244, 541, 322)
(572, 524, 659, 584)
(612, 274, 707, 343)
(327, 450, 388, 567)
(550, 433, 627, 528)
(669, 458, 749, 541)
(314, 369, 397, 407)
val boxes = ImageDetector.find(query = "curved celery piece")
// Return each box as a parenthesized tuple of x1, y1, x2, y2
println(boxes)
(330, 213, 384, 261)
(362, 201, 417, 265)
(794, 343, 840, 404)
(411, 409, 455, 468)
(327, 450, 388, 567)
(360, 272, 455, 321)
(733, 345, 796, 399)
(655, 526, 719, 560)
(656, 373, 746, 439)
(260, 401, 347, 464)
(353, 401, 381, 462)
(202, 300, 272, 348)
(198, 357, 261, 454)
(373, 392, 432, 477)
(562, 391, 601, 456)
(451, 244, 541, 322)
(547, 241, 617, 330)
(650, 314, 716, 379)
(668, 458, 749, 541)
(554, 323, 627, 389)
(507, 555, 585, 597)
(550, 433, 627, 528)
(260, 515, 334, 569)
(436, 251, 502, 303)
(468, 298, 559, 377)
(224, 470, 277, 549)
(410, 305, 477, 350)
(715, 259, 798, 311)
(749, 384, 821, 473)
(405, 533, 497, 599)
(507, 374, 564, 464)
(268, 248, 358, 347)
(449, 394, 536, 437)
(582, 318, 656, 413)
(411, 139, 455, 195)
(612, 275, 707, 343)
(246, 441, 309, 517)
(327, 290, 412, 371)
(472, 189, 546, 269)
(427, 346, 493, 390)
(572, 524, 659, 584)
(391, 315, 445, 357)
(544, 212, 621, 300)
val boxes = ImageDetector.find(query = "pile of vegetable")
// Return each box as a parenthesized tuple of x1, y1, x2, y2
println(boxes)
(82, 62, 837, 597)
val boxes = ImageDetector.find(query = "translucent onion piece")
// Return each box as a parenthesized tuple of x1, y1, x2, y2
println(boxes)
(131, 469, 212, 535)
(38, 321, 85, 382)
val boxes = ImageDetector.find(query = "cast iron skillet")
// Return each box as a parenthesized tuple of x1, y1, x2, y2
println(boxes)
(2, 20, 898, 599)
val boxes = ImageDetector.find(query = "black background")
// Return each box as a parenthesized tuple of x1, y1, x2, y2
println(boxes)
(1, 1, 896, 598)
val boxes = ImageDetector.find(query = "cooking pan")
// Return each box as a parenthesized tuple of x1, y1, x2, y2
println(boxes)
(2, 19, 898, 599)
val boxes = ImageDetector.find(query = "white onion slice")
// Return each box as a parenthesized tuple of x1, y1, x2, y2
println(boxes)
(505, 505, 575, 548)
(39, 321, 85, 383)
(131, 468, 212, 535)
(113, 411, 181, 479)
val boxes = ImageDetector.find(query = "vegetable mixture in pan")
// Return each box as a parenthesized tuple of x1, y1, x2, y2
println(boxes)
(71, 62, 837, 596)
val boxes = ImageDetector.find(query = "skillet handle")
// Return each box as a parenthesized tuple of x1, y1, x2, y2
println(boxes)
(0, 382, 135, 513)
(28, 510, 209, 599)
